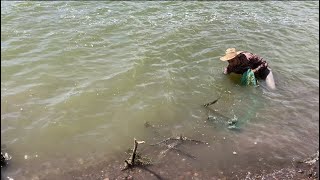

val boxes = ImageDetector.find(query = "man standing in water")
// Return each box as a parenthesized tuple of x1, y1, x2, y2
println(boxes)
(220, 48, 276, 90)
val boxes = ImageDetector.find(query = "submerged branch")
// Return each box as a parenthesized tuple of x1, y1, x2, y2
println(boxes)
(151, 135, 207, 146)
(153, 135, 207, 160)
(203, 97, 220, 107)
(122, 138, 145, 171)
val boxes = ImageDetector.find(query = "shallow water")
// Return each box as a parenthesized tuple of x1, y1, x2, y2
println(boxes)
(1, 1, 319, 179)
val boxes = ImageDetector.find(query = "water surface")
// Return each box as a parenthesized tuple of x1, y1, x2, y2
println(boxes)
(1, 1, 319, 179)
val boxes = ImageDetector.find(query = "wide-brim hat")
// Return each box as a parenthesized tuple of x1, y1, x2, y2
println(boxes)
(220, 48, 242, 61)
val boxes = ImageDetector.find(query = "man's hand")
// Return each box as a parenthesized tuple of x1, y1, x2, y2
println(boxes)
(263, 62, 268, 68)
(252, 62, 268, 73)
(223, 67, 228, 74)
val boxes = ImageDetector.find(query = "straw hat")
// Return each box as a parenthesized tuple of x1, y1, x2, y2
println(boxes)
(220, 48, 242, 61)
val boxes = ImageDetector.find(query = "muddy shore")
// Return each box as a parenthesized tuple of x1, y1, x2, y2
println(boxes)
(3, 145, 317, 180)
(43, 150, 320, 180)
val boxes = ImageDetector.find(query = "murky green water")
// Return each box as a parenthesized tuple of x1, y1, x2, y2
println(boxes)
(1, 1, 319, 179)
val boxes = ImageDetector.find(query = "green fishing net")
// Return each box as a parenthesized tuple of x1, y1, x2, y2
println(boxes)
(240, 69, 257, 86)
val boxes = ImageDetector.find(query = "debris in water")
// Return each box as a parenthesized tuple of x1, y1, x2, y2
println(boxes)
(24, 155, 28, 160)
(1, 151, 11, 167)
(227, 115, 238, 125)
(303, 150, 319, 165)
(233, 151, 237, 155)
(203, 98, 219, 107)
(144, 121, 151, 128)
(227, 115, 240, 130)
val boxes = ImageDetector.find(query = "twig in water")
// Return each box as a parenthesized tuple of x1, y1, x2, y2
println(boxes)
(203, 97, 220, 107)
(122, 138, 145, 170)
(152, 135, 207, 160)
(151, 135, 206, 146)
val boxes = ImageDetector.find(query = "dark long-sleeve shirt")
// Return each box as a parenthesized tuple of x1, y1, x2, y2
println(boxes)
(226, 52, 269, 79)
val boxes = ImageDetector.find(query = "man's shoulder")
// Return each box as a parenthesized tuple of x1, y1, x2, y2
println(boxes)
(238, 51, 252, 59)
(239, 51, 252, 55)
(240, 51, 260, 60)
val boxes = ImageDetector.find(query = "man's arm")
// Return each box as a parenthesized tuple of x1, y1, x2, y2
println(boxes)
(224, 65, 250, 74)
(223, 67, 229, 74)
(223, 65, 234, 74)
(246, 53, 268, 73)
(252, 62, 268, 73)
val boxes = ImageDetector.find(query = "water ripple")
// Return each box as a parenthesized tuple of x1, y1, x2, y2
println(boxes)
(1, 1, 319, 178)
